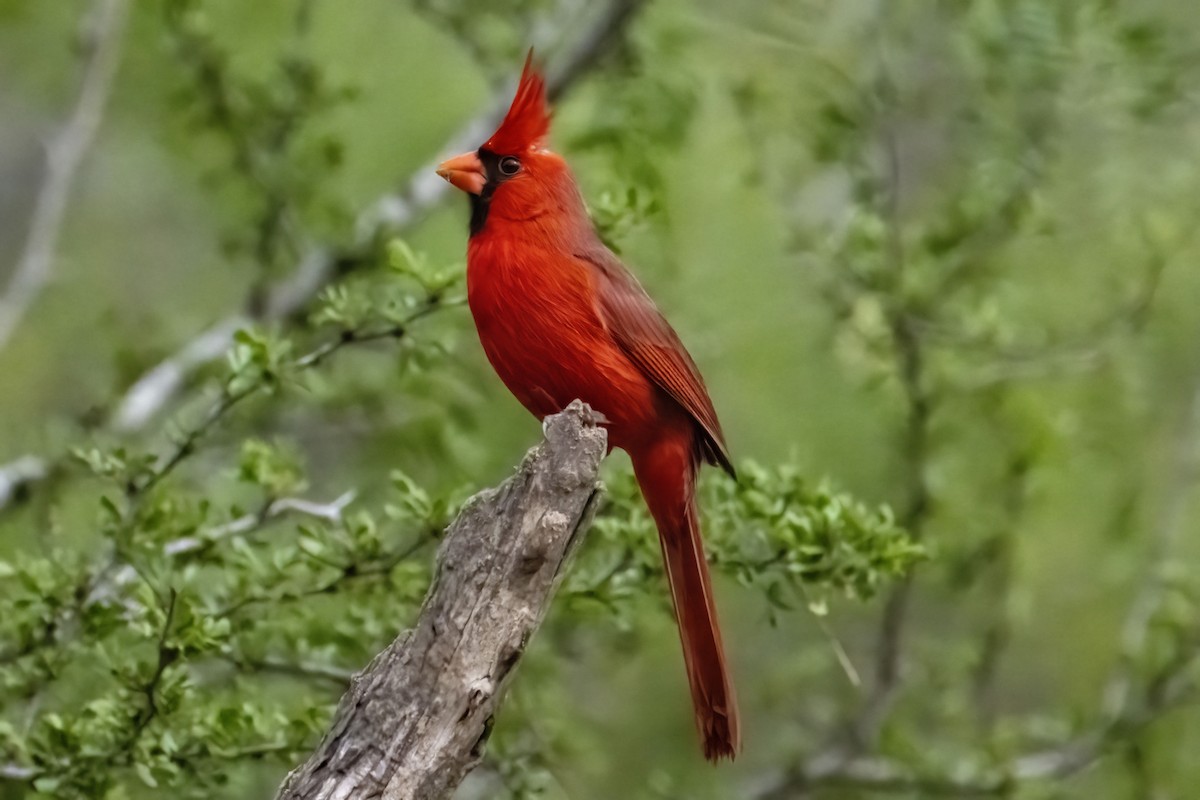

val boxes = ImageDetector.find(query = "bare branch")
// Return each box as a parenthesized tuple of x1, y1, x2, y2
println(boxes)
(0, 0, 130, 352)
(274, 402, 606, 800)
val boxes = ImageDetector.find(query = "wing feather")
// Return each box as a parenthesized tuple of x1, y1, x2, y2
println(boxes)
(577, 246, 735, 478)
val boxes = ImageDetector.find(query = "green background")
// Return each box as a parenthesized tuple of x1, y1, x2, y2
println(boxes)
(1, 0, 1199, 797)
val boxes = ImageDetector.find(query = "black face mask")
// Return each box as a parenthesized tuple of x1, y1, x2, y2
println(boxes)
(469, 149, 521, 236)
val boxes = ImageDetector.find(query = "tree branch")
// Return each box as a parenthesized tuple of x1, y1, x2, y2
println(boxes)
(274, 401, 606, 800)
(0, 0, 130, 352)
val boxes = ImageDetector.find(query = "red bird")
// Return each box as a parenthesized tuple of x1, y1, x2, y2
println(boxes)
(437, 55, 740, 761)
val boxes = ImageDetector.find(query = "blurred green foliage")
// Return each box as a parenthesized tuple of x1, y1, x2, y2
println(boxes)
(1, 0, 1199, 798)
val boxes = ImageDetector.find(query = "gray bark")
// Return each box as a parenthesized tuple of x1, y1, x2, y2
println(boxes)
(275, 401, 607, 800)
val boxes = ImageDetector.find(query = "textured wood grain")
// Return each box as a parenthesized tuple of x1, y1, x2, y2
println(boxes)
(275, 401, 606, 800)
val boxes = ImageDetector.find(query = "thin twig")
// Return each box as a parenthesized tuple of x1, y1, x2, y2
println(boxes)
(131, 588, 179, 740)
(220, 654, 354, 688)
(214, 526, 440, 620)
(135, 383, 257, 497)
(0, 0, 130, 352)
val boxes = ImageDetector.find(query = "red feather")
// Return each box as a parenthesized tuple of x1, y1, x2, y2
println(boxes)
(483, 51, 550, 154)
(576, 242, 736, 478)
(443, 52, 741, 761)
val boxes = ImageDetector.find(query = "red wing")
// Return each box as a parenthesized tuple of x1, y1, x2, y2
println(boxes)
(577, 246, 735, 477)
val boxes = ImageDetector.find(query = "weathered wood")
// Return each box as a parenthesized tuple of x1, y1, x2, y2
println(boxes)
(275, 401, 607, 800)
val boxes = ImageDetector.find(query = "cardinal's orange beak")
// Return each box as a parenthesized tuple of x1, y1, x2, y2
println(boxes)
(436, 151, 486, 195)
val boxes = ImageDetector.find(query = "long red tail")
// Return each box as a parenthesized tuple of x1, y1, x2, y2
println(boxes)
(632, 437, 741, 761)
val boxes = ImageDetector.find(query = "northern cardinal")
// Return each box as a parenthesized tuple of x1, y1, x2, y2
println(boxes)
(437, 54, 740, 761)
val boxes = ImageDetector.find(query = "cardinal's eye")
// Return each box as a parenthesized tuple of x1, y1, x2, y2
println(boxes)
(499, 156, 521, 176)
